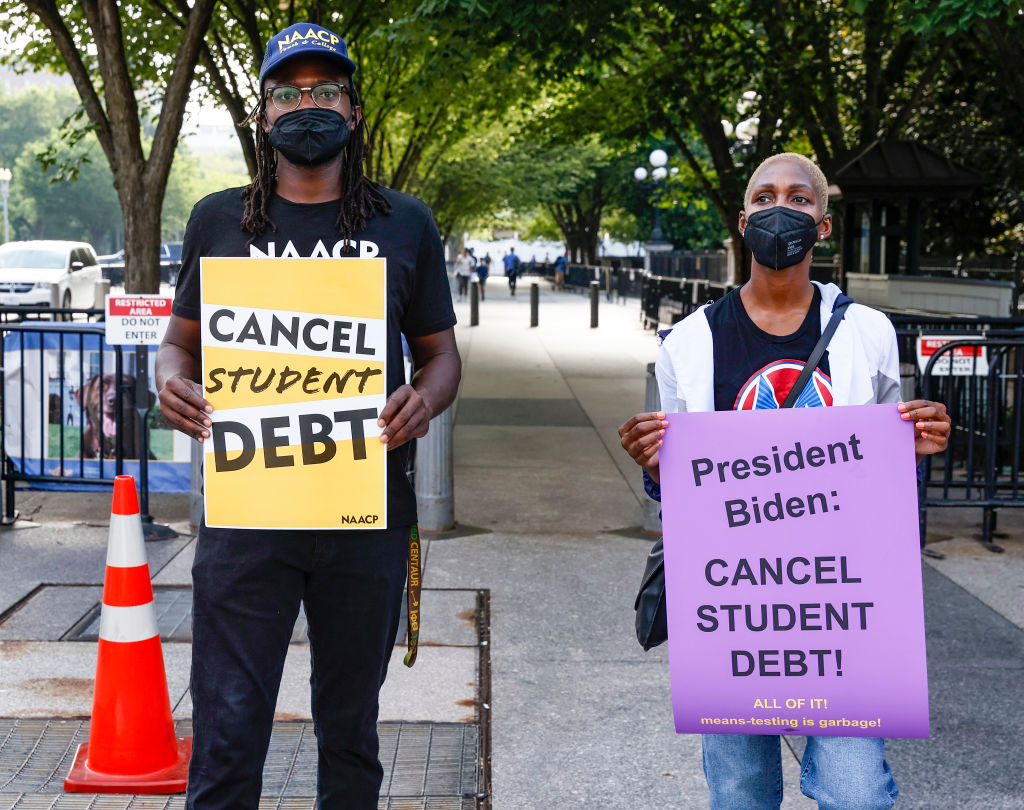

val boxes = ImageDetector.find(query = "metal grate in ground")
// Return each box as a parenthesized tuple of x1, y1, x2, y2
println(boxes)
(0, 796, 472, 809)
(0, 719, 478, 809)
(63, 588, 310, 643)
(62, 587, 406, 646)
(455, 397, 592, 427)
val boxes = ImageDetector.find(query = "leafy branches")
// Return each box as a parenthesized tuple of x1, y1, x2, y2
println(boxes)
(1, 0, 217, 291)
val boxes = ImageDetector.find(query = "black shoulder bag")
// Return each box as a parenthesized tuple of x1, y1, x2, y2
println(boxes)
(634, 301, 851, 650)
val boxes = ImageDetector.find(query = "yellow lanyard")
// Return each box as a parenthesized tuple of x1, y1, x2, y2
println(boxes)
(403, 525, 421, 667)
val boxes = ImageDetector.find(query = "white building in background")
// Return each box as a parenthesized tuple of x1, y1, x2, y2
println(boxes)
(461, 232, 642, 265)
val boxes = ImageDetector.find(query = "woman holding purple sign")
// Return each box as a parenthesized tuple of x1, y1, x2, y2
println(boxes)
(618, 153, 950, 809)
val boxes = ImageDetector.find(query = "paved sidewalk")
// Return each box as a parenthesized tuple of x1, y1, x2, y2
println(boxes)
(1, 276, 1023, 809)
(433, 277, 1024, 809)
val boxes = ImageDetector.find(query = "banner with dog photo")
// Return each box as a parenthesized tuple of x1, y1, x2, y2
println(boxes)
(2, 329, 191, 491)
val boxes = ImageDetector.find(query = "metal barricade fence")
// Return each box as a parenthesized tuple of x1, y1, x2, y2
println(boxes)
(888, 313, 1024, 367)
(0, 306, 105, 325)
(527, 262, 646, 300)
(648, 250, 729, 281)
(0, 319, 127, 522)
(558, 265, 647, 300)
(564, 265, 597, 290)
(640, 274, 734, 330)
(615, 270, 646, 300)
(0, 293, 177, 536)
(890, 315, 1024, 408)
(917, 337, 1024, 551)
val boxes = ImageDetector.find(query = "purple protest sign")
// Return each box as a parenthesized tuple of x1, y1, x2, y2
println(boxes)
(659, 404, 929, 739)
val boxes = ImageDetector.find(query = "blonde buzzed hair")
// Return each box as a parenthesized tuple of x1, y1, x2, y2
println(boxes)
(744, 153, 829, 215)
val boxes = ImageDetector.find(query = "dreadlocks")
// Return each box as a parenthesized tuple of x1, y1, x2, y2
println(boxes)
(239, 117, 277, 239)
(239, 82, 391, 247)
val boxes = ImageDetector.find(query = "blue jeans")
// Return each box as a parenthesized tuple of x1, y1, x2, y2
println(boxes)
(186, 524, 409, 810)
(702, 734, 898, 810)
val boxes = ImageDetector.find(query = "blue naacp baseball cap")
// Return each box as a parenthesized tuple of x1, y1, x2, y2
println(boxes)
(258, 23, 357, 88)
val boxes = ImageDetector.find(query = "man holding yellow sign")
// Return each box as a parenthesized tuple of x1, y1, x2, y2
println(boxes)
(156, 22, 459, 810)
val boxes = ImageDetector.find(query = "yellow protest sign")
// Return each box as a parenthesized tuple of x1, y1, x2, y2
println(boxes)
(200, 258, 387, 529)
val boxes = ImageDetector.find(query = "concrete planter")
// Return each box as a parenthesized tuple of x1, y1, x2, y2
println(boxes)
(845, 273, 1015, 317)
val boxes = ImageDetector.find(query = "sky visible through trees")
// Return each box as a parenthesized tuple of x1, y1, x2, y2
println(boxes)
(0, 0, 1021, 289)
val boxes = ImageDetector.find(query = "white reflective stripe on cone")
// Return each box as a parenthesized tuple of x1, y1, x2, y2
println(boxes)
(98, 603, 159, 643)
(105, 513, 148, 568)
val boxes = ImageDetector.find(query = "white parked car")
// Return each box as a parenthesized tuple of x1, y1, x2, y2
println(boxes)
(0, 240, 103, 310)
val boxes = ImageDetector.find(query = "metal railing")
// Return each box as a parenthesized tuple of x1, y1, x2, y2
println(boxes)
(648, 251, 729, 282)
(917, 337, 1024, 551)
(640, 274, 735, 330)
(0, 307, 173, 535)
(1, 319, 128, 522)
(914, 253, 1018, 283)
(889, 312, 1023, 359)
(0, 306, 105, 324)
(523, 262, 648, 300)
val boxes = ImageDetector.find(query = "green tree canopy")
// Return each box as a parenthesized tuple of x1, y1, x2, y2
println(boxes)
(1, 0, 216, 291)
(3, 0, 1020, 275)
(423, 0, 1024, 273)
(0, 85, 208, 252)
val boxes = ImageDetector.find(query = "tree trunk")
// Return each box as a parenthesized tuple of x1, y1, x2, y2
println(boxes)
(119, 173, 163, 293)
(581, 218, 601, 265)
(566, 236, 582, 263)
(23, 0, 216, 294)
(859, 3, 886, 144)
(985, 19, 1024, 111)
(560, 223, 598, 265)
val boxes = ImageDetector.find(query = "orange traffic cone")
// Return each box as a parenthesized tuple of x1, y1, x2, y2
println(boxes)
(64, 475, 192, 794)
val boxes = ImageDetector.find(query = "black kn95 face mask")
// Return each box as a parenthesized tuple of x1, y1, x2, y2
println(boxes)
(268, 108, 351, 166)
(743, 206, 822, 270)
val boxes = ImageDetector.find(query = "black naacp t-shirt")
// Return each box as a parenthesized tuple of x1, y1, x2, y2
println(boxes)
(705, 286, 833, 412)
(173, 186, 456, 529)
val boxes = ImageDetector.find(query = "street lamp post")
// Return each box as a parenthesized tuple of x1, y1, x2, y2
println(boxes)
(0, 168, 11, 244)
(634, 149, 670, 243)
(634, 150, 677, 274)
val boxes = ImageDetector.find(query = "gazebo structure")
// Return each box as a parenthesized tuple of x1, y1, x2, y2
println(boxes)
(827, 140, 981, 277)
(826, 141, 1015, 316)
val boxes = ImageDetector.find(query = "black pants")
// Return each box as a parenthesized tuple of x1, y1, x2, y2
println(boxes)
(508, 273, 517, 294)
(456, 275, 469, 297)
(187, 524, 409, 810)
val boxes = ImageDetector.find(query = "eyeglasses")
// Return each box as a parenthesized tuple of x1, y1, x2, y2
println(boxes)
(266, 82, 350, 112)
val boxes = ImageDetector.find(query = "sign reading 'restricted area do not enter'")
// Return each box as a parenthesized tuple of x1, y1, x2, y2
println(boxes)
(200, 258, 387, 530)
(105, 295, 173, 345)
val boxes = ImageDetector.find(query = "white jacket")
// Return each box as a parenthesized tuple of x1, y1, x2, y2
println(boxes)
(655, 281, 901, 413)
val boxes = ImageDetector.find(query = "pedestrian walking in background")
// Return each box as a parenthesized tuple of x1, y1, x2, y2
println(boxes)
(554, 250, 567, 290)
(475, 250, 489, 300)
(454, 246, 473, 301)
(503, 247, 521, 295)
(155, 21, 460, 810)
(618, 152, 950, 810)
